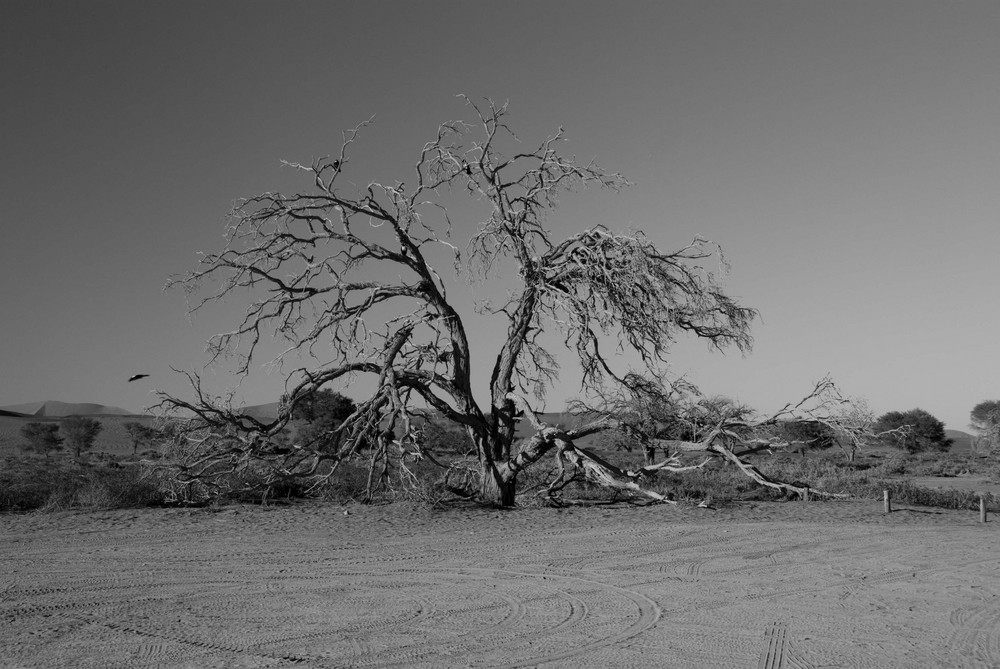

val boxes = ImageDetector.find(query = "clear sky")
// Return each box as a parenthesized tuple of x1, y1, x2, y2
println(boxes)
(2, 1, 999, 430)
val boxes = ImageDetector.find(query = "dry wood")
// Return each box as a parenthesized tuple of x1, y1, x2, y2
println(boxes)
(153, 100, 880, 507)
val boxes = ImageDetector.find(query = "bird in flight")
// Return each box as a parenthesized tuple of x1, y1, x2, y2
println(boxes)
(127, 374, 150, 382)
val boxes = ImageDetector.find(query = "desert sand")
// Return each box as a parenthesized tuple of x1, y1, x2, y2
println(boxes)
(2, 499, 999, 668)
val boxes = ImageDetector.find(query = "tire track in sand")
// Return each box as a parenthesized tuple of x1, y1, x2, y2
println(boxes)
(947, 605, 1000, 667)
(337, 566, 661, 668)
(758, 622, 815, 669)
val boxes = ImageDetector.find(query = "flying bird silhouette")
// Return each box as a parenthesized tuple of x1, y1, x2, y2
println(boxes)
(127, 374, 150, 382)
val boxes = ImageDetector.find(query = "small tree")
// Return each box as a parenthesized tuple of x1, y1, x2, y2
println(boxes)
(21, 422, 63, 457)
(873, 409, 952, 453)
(774, 420, 838, 455)
(123, 421, 156, 456)
(970, 400, 1000, 454)
(287, 389, 356, 452)
(61, 415, 103, 458)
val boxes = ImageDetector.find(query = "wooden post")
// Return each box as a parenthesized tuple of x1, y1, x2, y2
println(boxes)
(803, 487, 810, 502)
(980, 496, 987, 523)
(884, 489, 891, 514)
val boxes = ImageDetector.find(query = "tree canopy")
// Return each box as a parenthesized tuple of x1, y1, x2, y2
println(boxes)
(61, 416, 103, 458)
(970, 400, 1000, 453)
(123, 421, 157, 456)
(873, 409, 952, 453)
(21, 422, 63, 457)
(774, 420, 838, 453)
(287, 389, 357, 453)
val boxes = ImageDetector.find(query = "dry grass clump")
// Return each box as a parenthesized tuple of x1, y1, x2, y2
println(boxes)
(854, 479, 1000, 511)
(0, 455, 164, 513)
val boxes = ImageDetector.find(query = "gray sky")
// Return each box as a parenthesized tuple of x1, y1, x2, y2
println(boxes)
(2, 1, 999, 430)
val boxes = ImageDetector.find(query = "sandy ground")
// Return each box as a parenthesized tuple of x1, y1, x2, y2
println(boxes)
(2, 499, 999, 669)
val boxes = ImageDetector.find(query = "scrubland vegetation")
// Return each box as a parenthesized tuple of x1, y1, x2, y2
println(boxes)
(6, 104, 1000, 517)
(3, 409, 999, 515)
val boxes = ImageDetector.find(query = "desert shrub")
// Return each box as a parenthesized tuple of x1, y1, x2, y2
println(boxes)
(157, 476, 214, 506)
(398, 456, 455, 504)
(307, 455, 456, 506)
(420, 416, 473, 455)
(0, 456, 84, 512)
(873, 453, 910, 477)
(907, 453, 965, 477)
(863, 450, 991, 479)
(77, 465, 164, 508)
(20, 422, 64, 457)
(0, 458, 65, 511)
(650, 465, 768, 504)
(318, 460, 372, 503)
(851, 479, 1000, 511)
(0, 456, 165, 513)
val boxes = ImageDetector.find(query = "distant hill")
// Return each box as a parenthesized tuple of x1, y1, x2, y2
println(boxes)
(0, 400, 133, 417)
(946, 429, 976, 453)
(240, 402, 281, 421)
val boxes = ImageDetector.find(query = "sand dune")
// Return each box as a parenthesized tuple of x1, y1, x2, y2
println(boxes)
(0, 400, 132, 417)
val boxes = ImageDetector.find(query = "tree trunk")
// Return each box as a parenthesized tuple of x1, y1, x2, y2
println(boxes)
(480, 461, 517, 507)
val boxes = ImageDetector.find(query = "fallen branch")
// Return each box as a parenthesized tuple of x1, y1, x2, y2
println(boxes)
(707, 441, 847, 500)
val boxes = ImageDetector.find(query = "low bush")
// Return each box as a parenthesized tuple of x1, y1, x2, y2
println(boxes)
(0, 455, 165, 513)
(873, 453, 910, 477)
(318, 460, 372, 503)
(850, 479, 1000, 511)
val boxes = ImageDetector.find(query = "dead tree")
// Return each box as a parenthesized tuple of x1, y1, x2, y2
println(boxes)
(566, 375, 888, 502)
(158, 98, 758, 507)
